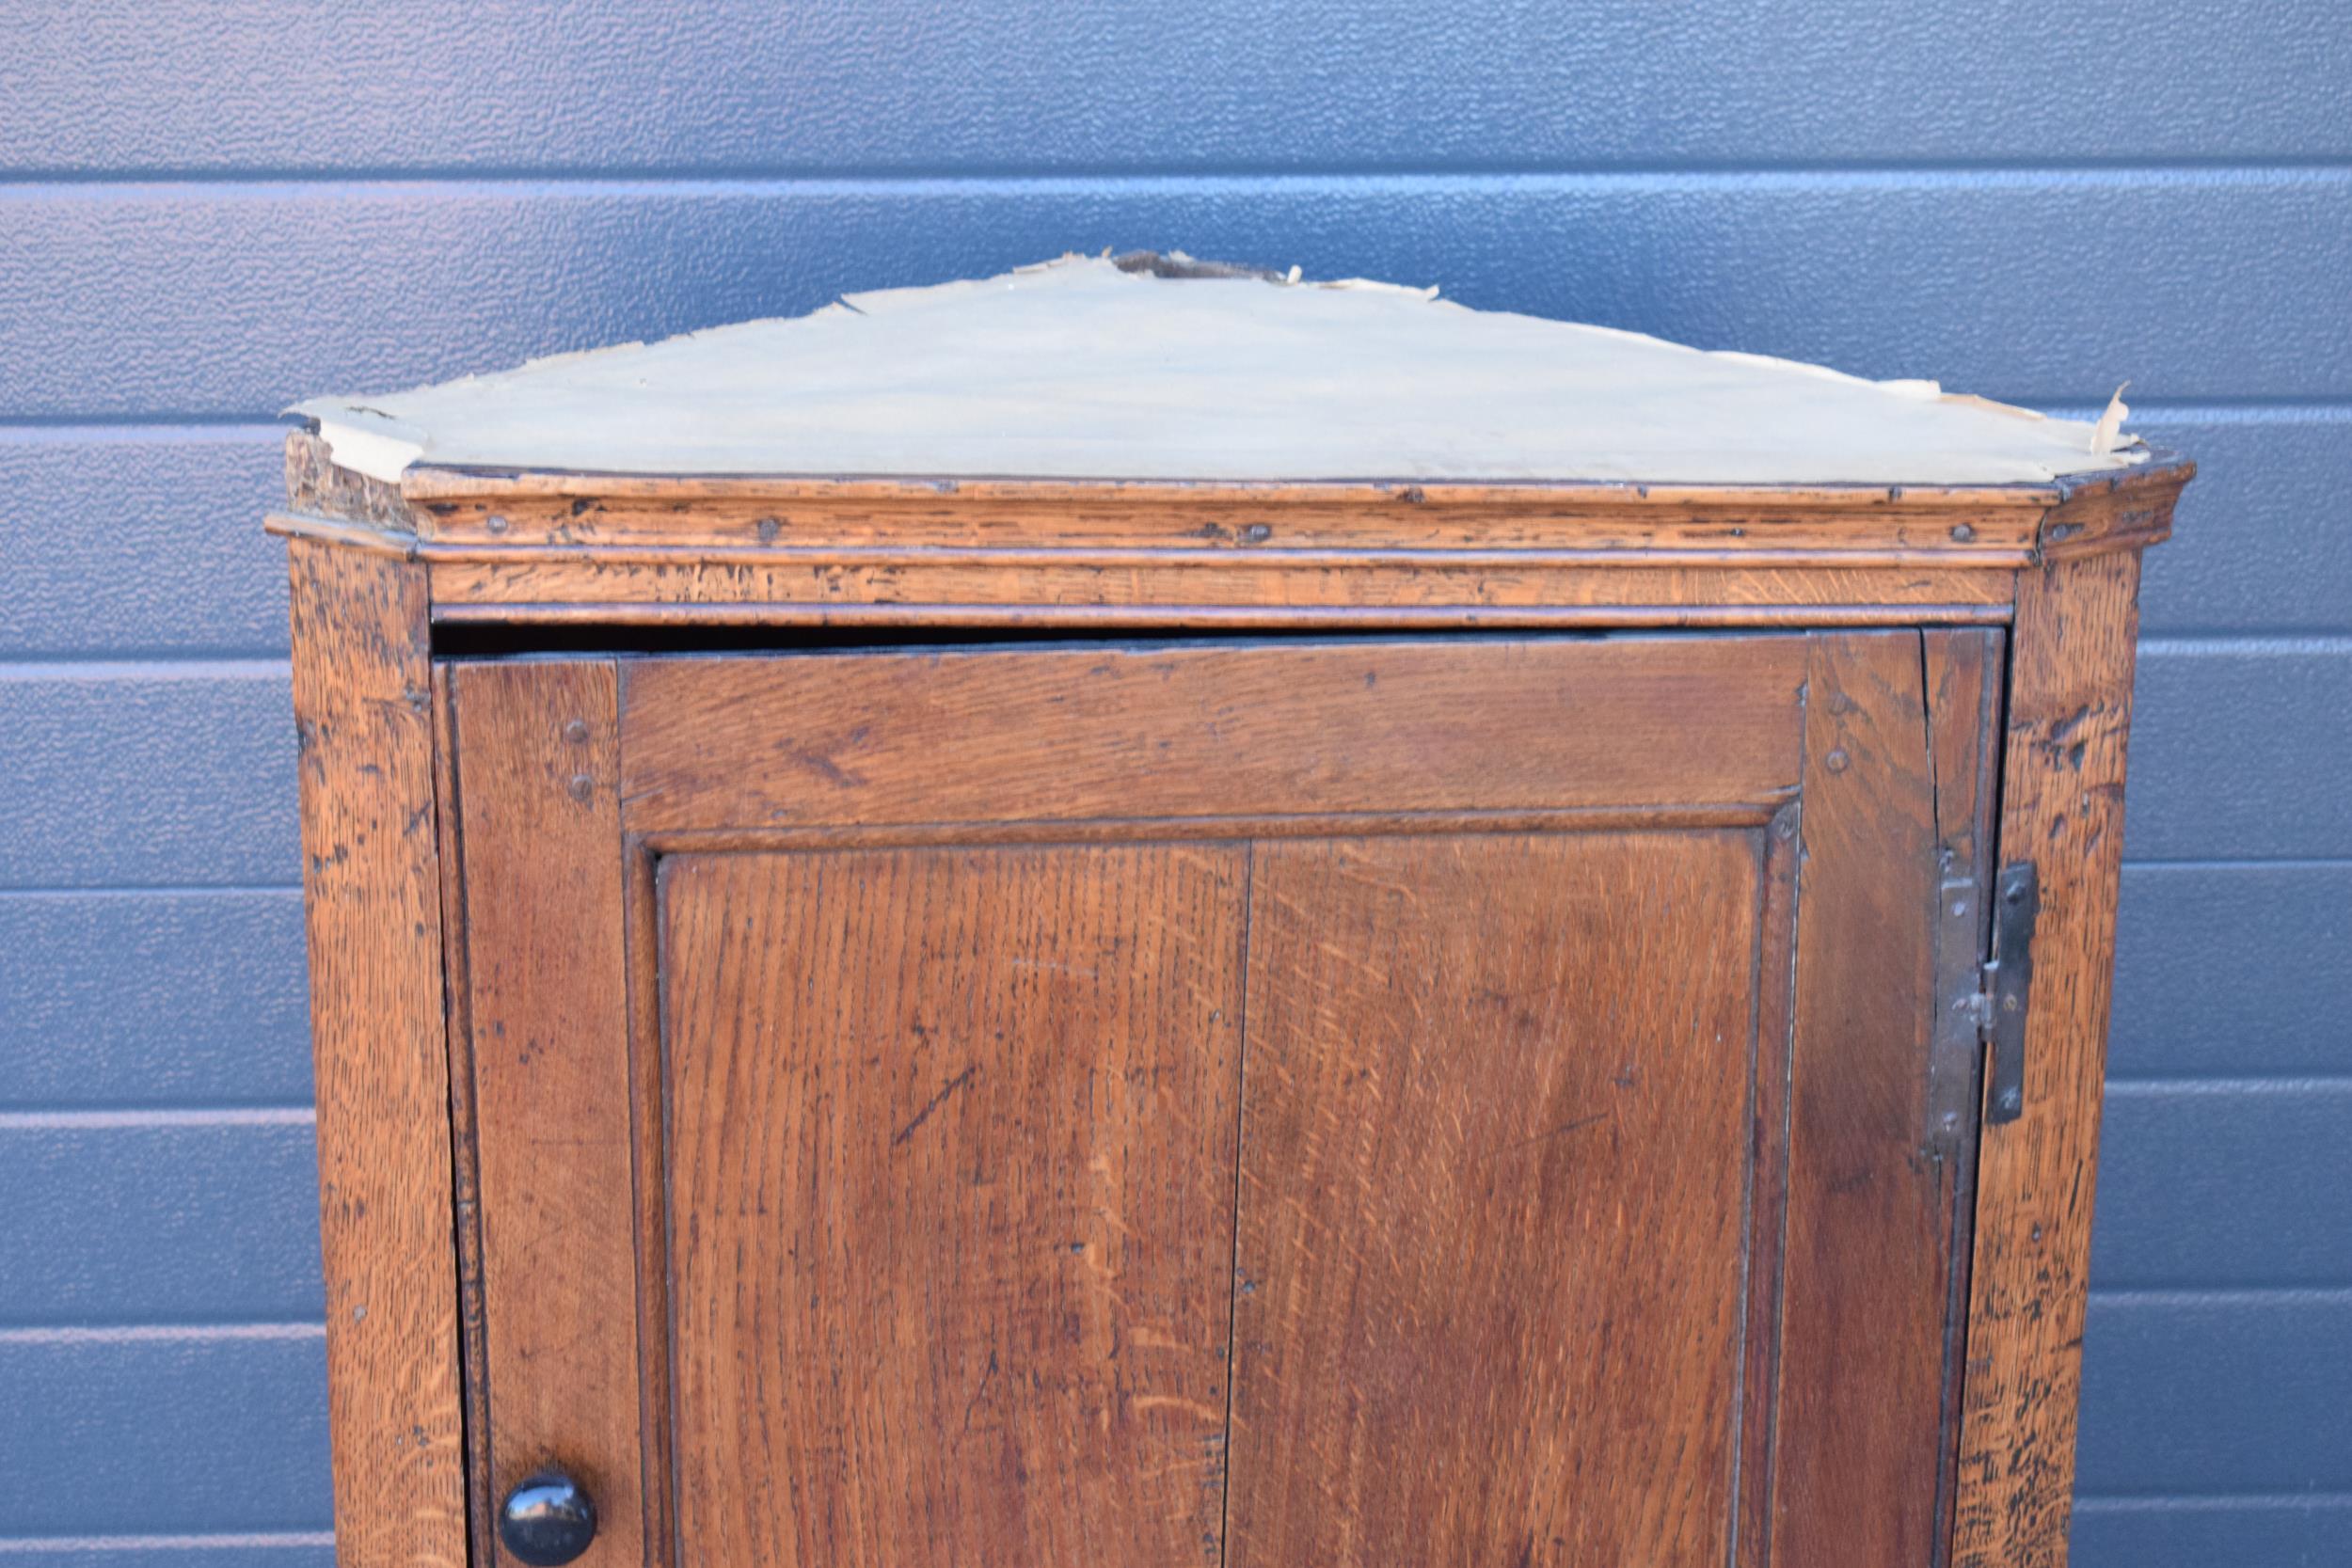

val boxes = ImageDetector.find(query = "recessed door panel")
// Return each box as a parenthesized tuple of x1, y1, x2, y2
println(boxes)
(1226, 832, 1776, 1567)
(659, 844, 1245, 1567)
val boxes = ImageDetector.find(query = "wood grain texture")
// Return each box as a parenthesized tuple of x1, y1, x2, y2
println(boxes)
(285, 538, 468, 1568)
(1226, 832, 1773, 1567)
(659, 845, 1246, 1567)
(421, 553, 2014, 624)
(276, 435, 2189, 635)
(1953, 552, 2146, 1568)
(448, 659, 647, 1568)
(2035, 465, 2189, 562)
(431, 665, 496, 1568)
(1924, 630, 2005, 881)
(618, 637, 1811, 832)
(620, 832, 676, 1566)
(1736, 806, 1803, 1568)
(1768, 632, 1954, 1566)
(395, 467, 2069, 556)
(1921, 627, 2006, 1561)
(278, 434, 2193, 637)
(435, 597, 2013, 633)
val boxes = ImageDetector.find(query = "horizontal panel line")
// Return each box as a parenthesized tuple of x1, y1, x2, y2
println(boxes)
(2089, 1286, 2352, 1307)
(0, 647, 292, 667)
(0, 882, 300, 898)
(0, 657, 289, 681)
(0, 1534, 334, 1555)
(0, 415, 286, 438)
(2137, 636, 2352, 657)
(0, 1106, 313, 1131)
(2130, 626, 2352, 641)
(2122, 856, 2352, 872)
(2074, 1491, 2352, 1511)
(2102, 1076, 2352, 1095)
(4, 159, 2352, 195)
(2030, 395, 2352, 420)
(0, 1323, 325, 1346)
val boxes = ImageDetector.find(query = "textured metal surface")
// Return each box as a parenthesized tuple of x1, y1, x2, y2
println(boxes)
(8, 1, 2348, 173)
(0, 3, 2345, 1559)
(5, 177, 2349, 418)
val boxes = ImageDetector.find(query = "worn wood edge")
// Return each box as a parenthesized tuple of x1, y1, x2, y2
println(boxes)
(430, 599, 2016, 629)
(418, 541, 2041, 569)
(270, 509, 421, 558)
(424, 556, 2017, 621)
(1735, 801, 1802, 1568)
(1921, 627, 2007, 1568)
(618, 826, 677, 1568)
(292, 426, 2189, 569)
(1950, 550, 2145, 1568)
(430, 667, 496, 1568)
(407, 457, 2182, 566)
(2035, 456, 2192, 562)
(287, 539, 469, 1568)
(287, 426, 2188, 593)
(290, 429, 426, 535)
(400, 464, 2070, 512)
(407, 484, 2056, 564)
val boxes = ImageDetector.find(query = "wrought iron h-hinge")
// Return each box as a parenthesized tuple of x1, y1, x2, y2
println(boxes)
(1973, 862, 2041, 1124)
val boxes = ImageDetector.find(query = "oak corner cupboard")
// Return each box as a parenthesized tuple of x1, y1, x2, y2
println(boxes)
(271, 252, 2188, 1568)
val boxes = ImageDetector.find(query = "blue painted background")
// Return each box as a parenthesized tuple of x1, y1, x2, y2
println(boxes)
(2, 4, 2346, 1562)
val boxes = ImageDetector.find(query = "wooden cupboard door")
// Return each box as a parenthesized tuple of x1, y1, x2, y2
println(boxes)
(449, 631, 1988, 1568)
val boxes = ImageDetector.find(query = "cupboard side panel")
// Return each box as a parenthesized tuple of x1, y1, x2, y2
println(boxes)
(449, 659, 647, 1568)
(287, 539, 469, 1568)
(1770, 631, 1952, 1566)
(1953, 552, 2145, 1568)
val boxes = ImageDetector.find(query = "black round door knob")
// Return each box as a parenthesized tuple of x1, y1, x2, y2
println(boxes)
(500, 1469, 597, 1566)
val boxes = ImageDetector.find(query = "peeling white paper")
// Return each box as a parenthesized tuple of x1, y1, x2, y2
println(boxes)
(292, 254, 2147, 487)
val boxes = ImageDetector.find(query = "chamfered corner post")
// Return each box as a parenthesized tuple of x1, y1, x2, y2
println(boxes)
(286, 519, 469, 1568)
(1950, 541, 2149, 1568)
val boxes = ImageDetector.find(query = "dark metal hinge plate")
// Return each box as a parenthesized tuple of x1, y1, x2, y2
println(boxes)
(1980, 862, 2041, 1124)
